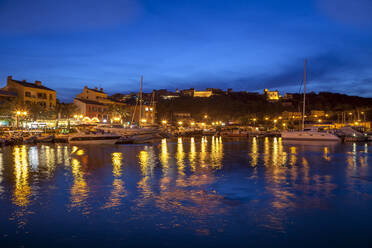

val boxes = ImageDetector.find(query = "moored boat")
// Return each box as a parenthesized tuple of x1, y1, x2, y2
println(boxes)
(68, 133, 121, 145)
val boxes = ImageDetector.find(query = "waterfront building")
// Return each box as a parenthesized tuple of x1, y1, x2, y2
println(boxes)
(76, 86, 111, 104)
(310, 110, 325, 118)
(73, 98, 108, 121)
(282, 111, 302, 120)
(3, 75, 56, 109)
(263, 89, 280, 101)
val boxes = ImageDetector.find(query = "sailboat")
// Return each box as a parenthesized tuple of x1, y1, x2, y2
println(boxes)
(281, 59, 340, 141)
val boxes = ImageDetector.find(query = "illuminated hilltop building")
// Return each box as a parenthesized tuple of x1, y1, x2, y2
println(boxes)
(181, 88, 213, 97)
(264, 89, 280, 101)
(3, 75, 56, 109)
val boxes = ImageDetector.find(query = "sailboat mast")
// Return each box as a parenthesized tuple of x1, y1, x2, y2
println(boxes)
(139, 75, 143, 127)
(302, 58, 307, 131)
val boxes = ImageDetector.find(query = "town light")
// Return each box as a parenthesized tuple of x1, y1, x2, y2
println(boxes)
(161, 120, 167, 124)
(103, 119, 107, 123)
(145, 107, 149, 111)
(23, 111, 27, 115)
(201, 123, 206, 126)
(282, 123, 286, 127)
(79, 115, 83, 118)
(16, 111, 21, 115)
(178, 121, 183, 125)
(204, 115, 208, 119)
(150, 107, 153, 111)
(191, 122, 195, 126)
(141, 119, 147, 123)
(253, 118, 256, 122)
(265, 117, 269, 121)
(74, 115, 78, 118)
(318, 119, 322, 123)
(348, 112, 352, 115)
(273, 119, 277, 123)
(278, 116, 282, 120)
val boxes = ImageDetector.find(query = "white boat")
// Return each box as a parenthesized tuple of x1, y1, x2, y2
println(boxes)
(68, 133, 121, 145)
(281, 58, 340, 142)
(282, 128, 340, 141)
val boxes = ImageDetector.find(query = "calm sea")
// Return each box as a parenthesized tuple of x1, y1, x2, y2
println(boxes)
(0, 137, 372, 247)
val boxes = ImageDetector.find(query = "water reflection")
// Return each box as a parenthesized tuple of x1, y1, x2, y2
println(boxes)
(251, 137, 258, 167)
(0, 138, 371, 241)
(176, 138, 185, 176)
(103, 152, 127, 209)
(13, 146, 31, 207)
(70, 158, 89, 213)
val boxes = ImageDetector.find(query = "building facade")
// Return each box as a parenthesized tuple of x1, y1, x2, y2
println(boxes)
(3, 76, 56, 109)
(76, 86, 110, 104)
(73, 98, 108, 120)
(181, 88, 213, 97)
(264, 89, 280, 101)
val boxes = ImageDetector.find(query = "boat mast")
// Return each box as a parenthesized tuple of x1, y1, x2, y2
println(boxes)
(139, 75, 143, 127)
(302, 58, 307, 131)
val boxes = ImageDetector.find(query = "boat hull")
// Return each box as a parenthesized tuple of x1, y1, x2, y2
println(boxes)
(281, 131, 340, 141)
(68, 135, 121, 145)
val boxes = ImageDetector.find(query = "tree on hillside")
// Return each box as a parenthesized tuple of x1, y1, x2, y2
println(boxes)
(106, 103, 130, 122)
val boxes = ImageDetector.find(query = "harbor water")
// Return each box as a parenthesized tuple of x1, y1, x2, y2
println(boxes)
(0, 137, 372, 247)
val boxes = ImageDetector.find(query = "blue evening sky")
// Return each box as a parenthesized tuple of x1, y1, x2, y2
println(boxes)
(0, 0, 371, 101)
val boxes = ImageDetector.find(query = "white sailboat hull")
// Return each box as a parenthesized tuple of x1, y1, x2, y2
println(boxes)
(281, 131, 340, 141)
(68, 135, 121, 145)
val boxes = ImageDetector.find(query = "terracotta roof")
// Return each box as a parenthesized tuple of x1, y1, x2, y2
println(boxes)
(74, 98, 106, 106)
(12, 80, 55, 91)
(86, 87, 106, 94)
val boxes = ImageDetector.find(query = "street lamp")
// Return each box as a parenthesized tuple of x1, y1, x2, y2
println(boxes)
(161, 120, 167, 125)
(16, 110, 27, 129)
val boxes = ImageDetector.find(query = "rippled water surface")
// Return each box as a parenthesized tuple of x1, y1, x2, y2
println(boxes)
(1, 137, 372, 247)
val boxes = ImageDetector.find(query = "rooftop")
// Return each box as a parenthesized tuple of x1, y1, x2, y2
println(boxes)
(74, 98, 105, 105)
(11, 79, 55, 91)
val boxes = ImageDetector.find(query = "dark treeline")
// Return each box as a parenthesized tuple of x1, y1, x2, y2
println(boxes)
(156, 92, 372, 122)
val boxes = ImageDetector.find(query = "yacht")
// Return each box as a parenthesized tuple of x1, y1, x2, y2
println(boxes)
(281, 58, 340, 142)
(281, 127, 340, 141)
(68, 133, 121, 145)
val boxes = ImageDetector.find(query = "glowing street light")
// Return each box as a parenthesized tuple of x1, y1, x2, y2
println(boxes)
(190, 122, 195, 126)
(161, 120, 167, 125)
(178, 121, 183, 125)
(15, 110, 27, 129)
(204, 115, 208, 119)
